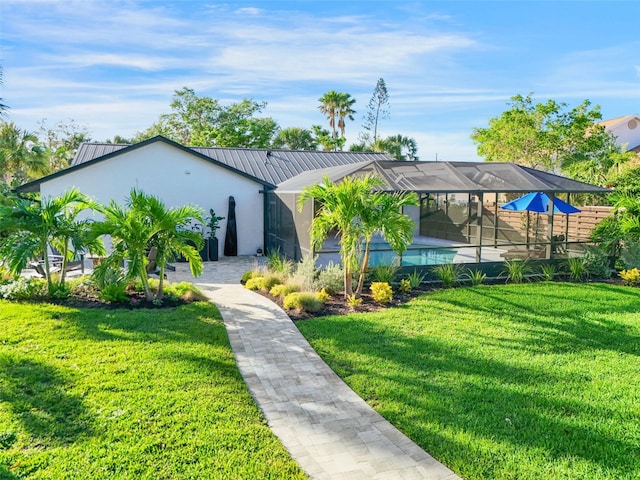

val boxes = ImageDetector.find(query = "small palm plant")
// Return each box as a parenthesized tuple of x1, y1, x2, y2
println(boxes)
(434, 263, 462, 288)
(501, 259, 531, 284)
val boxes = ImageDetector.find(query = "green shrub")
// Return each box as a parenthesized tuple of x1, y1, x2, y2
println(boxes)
(565, 257, 587, 281)
(399, 278, 412, 293)
(464, 268, 486, 286)
(283, 292, 324, 312)
(316, 261, 344, 295)
(0, 278, 47, 300)
(346, 294, 363, 310)
(267, 249, 294, 276)
(261, 273, 284, 292)
(405, 269, 425, 289)
(315, 288, 331, 302)
(98, 282, 129, 303)
(241, 270, 261, 285)
(539, 263, 557, 281)
(434, 263, 462, 288)
(164, 282, 208, 302)
(270, 283, 300, 298)
(369, 262, 399, 284)
(49, 281, 71, 299)
(371, 282, 393, 303)
(244, 277, 265, 290)
(501, 259, 531, 284)
(583, 246, 611, 279)
(289, 255, 318, 292)
(619, 268, 640, 286)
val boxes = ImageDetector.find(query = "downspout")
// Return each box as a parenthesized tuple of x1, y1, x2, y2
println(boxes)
(260, 187, 269, 256)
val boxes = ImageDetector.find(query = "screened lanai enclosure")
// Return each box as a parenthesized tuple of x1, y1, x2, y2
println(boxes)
(266, 160, 611, 268)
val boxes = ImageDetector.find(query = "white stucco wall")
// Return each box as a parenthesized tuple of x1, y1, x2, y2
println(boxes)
(40, 142, 265, 257)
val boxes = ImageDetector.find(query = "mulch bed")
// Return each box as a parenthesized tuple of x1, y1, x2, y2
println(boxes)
(260, 286, 433, 322)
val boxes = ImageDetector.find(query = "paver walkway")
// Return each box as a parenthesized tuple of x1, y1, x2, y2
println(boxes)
(169, 257, 461, 480)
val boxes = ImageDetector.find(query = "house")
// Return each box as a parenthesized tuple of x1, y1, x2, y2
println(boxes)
(598, 114, 640, 153)
(17, 135, 609, 267)
(17, 136, 392, 258)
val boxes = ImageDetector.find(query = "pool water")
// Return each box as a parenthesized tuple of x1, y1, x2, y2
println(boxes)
(368, 246, 457, 266)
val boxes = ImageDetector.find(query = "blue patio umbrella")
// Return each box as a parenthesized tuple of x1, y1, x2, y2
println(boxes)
(501, 192, 580, 214)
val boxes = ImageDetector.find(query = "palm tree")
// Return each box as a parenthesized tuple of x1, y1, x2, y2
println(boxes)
(299, 174, 417, 298)
(336, 92, 356, 139)
(93, 189, 204, 301)
(318, 90, 342, 141)
(355, 190, 418, 295)
(299, 175, 381, 297)
(374, 135, 419, 161)
(272, 127, 317, 150)
(0, 188, 104, 294)
(0, 122, 48, 186)
(142, 194, 204, 300)
(0, 66, 8, 117)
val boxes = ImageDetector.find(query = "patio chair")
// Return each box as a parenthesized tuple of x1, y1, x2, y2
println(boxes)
(146, 247, 167, 279)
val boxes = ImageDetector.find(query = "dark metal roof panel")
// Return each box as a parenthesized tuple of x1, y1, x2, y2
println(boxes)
(71, 143, 128, 166)
(276, 160, 610, 194)
(70, 142, 393, 185)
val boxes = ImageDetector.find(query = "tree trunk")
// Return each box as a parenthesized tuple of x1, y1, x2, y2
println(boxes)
(355, 241, 371, 296)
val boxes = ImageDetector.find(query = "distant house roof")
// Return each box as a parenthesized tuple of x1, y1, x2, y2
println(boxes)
(70, 136, 395, 186)
(597, 114, 640, 131)
(276, 160, 611, 194)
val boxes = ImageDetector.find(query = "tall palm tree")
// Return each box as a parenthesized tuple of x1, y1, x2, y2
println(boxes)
(318, 90, 342, 141)
(336, 92, 356, 139)
(0, 189, 104, 294)
(0, 122, 48, 186)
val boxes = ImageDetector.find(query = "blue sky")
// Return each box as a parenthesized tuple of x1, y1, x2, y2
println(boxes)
(1, 0, 639, 161)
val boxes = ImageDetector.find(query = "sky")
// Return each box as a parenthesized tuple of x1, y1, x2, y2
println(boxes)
(1, 0, 639, 162)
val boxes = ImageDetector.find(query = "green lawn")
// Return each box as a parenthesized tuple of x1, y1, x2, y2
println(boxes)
(297, 282, 640, 480)
(0, 301, 306, 480)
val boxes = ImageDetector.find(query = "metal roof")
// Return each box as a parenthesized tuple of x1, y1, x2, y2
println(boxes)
(19, 136, 610, 195)
(276, 160, 611, 194)
(70, 138, 394, 185)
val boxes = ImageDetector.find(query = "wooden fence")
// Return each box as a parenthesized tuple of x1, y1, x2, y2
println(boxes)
(494, 205, 613, 242)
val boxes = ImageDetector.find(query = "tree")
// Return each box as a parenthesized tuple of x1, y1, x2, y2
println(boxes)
(272, 127, 317, 150)
(105, 135, 133, 144)
(336, 92, 356, 140)
(142, 195, 204, 300)
(318, 90, 341, 142)
(472, 94, 617, 173)
(0, 66, 8, 117)
(318, 90, 356, 151)
(298, 175, 417, 298)
(312, 125, 344, 152)
(354, 189, 418, 295)
(93, 189, 203, 301)
(38, 119, 91, 172)
(213, 99, 278, 148)
(362, 78, 390, 143)
(0, 189, 104, 294)
(349, 134, 419, 161)
(134, 87, 279, 148)
(374, 135, 419, 161)
(0, 122, 48, 186)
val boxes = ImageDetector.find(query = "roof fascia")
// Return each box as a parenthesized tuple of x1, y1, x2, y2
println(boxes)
(16, 136, 274, 193)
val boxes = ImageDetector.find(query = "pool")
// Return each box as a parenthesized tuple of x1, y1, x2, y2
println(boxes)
(368, 244, 457, 267)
